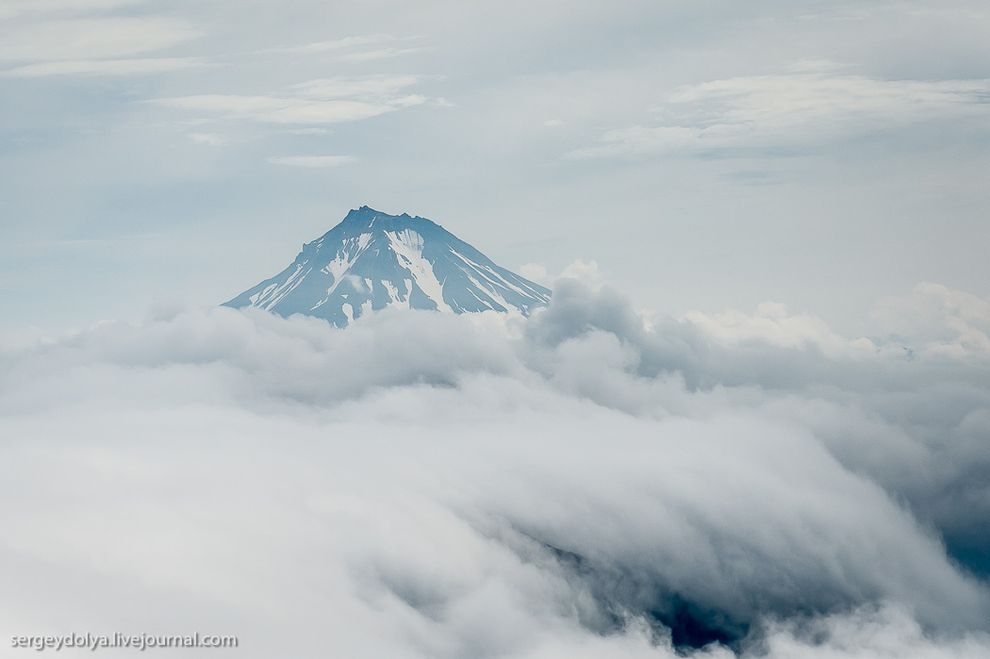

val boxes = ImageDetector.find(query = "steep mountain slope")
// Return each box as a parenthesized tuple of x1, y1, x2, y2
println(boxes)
(223, 206, 551, 326)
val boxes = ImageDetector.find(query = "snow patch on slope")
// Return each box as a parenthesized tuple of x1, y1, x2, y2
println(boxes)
(385, 229, 452, 313)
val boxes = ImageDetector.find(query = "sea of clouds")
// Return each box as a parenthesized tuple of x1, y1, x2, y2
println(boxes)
(1, 278, 988, 658)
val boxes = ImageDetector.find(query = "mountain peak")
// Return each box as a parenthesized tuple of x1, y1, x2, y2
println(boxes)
(337, 206, 437, 232)
(224, 208, 551, 327)
(344, 204, 380, 219)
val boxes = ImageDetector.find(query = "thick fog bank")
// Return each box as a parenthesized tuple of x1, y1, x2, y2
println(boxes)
(1, 280, 988, 657)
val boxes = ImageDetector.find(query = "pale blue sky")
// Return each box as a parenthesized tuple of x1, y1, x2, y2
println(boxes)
(1, 0, 988, 333)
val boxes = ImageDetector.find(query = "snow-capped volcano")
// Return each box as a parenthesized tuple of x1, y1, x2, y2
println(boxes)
(223, 206, 551, 326)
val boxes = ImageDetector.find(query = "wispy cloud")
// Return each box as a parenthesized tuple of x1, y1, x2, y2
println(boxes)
(284, 127, 332, 135)
(0, 0, 138, 19)
(265, 34, 395, 55)
(268, 155, 355, 168)
(1, 57, 208, 78)
(0, 17, 203, 61)
(265, 34, 427, 62)
(152, 74, 435, 126)
(292, 75, 422, 99)
(188, 132, 226, 146)
(151, 94, 397, 125)
(569, 67, 990, 159)
(338, 46, 429, 62)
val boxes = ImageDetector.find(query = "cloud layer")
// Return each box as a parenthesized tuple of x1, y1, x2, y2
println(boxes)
(1, 279, 988, 657)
